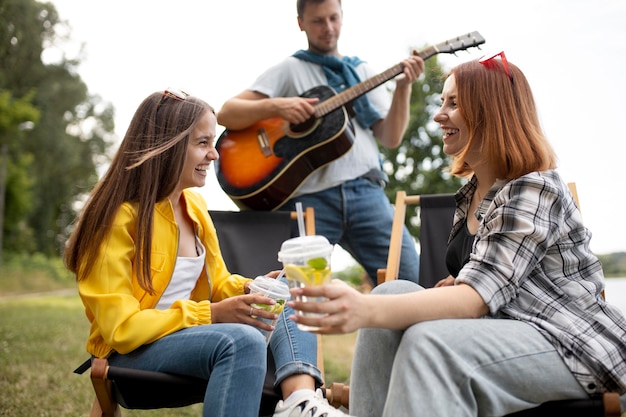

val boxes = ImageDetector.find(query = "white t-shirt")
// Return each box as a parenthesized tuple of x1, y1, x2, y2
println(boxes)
(248, 56, 392, 195)
(156, 237, 206, 310)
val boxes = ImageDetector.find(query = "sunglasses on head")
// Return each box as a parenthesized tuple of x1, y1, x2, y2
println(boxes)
(479, 51, 513, 83)
(158, 88, 189, 108)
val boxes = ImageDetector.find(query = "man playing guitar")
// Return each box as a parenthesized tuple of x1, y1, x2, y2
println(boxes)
(217, 0, 424, 287)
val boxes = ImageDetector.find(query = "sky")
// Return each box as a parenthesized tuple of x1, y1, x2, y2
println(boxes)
(46, 0, 626, 269)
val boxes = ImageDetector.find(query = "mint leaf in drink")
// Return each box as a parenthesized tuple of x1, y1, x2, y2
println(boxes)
(307, 257, 328, 270)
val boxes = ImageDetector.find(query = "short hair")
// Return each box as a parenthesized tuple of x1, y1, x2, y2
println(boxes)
(448, 59, 556, 179)
(297, 0, 341, 17)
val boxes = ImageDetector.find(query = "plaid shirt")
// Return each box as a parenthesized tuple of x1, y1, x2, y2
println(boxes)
(453, 171, 626, 393)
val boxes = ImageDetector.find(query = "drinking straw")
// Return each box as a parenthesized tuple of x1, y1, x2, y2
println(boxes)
(296, 202, 306, 237)
(276, 268, 286, 280)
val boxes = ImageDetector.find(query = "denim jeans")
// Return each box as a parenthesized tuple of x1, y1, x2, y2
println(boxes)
(269, 277, 323, 390)
(108, 279, 323, 416)
(108, 324, 267, 417)
(280, 177, 420, 286)
(350, 280, 589, 417)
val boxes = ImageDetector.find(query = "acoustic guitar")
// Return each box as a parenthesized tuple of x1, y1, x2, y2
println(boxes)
(215, 31, 486, 211)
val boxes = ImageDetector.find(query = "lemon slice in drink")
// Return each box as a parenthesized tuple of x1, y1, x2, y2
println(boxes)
(252, 299, 286, 314)
(284, 264, 309, 285)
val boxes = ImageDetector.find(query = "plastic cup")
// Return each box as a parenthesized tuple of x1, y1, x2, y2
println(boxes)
(277, 235, 333, 331)
(248, 276, 290, 345)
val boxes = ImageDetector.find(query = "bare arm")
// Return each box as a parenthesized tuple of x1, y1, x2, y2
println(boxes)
(217, 90, 319, 130)
(288, 280, 488, 334)
(371, 55, 424, 148)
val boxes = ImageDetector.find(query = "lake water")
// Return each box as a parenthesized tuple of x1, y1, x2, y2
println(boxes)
(604, 277, 626, 316)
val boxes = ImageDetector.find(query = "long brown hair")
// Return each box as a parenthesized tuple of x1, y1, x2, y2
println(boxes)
(63, 91, 213, 293)
(448, 58, 556, 179)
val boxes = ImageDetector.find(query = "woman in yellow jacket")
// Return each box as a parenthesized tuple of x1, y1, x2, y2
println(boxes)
(64, 89, 341, 417)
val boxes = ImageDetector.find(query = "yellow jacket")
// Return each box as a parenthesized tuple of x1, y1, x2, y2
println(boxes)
(77, 189, 251, 357)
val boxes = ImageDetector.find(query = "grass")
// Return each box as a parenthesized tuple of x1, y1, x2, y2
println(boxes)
(0, 295, 96, 416)
(0, 293, 356, 416)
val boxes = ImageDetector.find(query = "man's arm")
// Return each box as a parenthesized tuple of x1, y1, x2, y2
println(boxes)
(217, 90, 319, 130)
(371, 55, 424, 148)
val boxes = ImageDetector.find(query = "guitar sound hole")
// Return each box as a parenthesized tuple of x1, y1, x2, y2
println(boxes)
(290, 117, 316, 134)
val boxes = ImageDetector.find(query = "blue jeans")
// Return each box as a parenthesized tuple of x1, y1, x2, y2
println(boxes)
(269, 277, 323, 390)
(350, 280, 589, 417)
(107, 281, 322, 416)
(108, 324, 267, 417)
(280, 177, 420, 286)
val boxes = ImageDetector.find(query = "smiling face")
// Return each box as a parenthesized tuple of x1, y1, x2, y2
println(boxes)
(298, 0, 342, 55)
(434, 74, 469, 158)
(177, 109, 218, 192)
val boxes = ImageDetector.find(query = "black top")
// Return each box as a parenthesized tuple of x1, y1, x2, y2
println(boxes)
(445, 222, 475, 278)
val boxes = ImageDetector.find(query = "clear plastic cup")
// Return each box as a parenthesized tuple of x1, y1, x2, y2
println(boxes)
(277, 235, 333, 331)
(248, 276, 290, 345)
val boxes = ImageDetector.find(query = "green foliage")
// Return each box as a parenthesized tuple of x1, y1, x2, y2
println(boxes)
(598, 252, 626, 278)
(333, 264, 366, 287)
(0, 253, 74, 296)
(0, 0, 115, 257)
(380, 56, 463, 240)
(0, 91, 40, 253)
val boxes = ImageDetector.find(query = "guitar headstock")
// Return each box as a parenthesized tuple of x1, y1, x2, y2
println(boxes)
(418, 31, 486, 60)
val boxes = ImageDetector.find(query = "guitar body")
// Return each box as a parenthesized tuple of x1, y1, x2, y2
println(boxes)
(215, 85, 355, 211)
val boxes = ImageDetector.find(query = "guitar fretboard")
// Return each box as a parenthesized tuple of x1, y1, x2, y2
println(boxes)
(313, 31, 485, 119)
(314, 63, 404, 118)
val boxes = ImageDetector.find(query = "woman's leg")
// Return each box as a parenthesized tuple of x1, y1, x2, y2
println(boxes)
(108, 324, 267, 417)
(269, 276, 323, 392)
(383, 319, 588, 417)
(349, 280, 421, 417)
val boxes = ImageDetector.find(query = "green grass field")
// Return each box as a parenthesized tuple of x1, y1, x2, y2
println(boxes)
(0, 293, 354, 416)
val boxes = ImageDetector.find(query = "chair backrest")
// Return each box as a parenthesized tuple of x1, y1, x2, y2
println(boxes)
(209, 210, 290, 277)
(377, 191, 455, 287)
(209, 208, 316, 277)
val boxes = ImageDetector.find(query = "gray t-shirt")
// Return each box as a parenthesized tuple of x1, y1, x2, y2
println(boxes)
(248, 56, 392, 195)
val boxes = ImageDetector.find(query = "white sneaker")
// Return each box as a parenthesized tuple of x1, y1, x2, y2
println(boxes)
(272, 388, 353, 417)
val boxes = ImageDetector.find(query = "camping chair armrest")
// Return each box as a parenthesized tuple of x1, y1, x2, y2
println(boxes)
(323, 382, 350, 409)
(603, 392, 622, 417)
(90, 358, 121, 417)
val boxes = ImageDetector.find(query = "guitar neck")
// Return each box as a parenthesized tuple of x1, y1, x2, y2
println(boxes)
(313, 63, 399, 118)
(313, 31, 485, 118)
(314, 47, 440, 119)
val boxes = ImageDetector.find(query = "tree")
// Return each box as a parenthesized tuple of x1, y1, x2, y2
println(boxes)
(0, 91, 40, 262)
(381, 56, 463, 239)
(0, 0, 115, 257)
